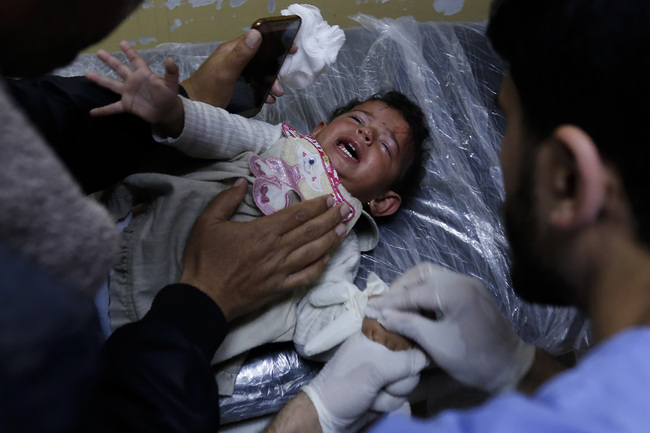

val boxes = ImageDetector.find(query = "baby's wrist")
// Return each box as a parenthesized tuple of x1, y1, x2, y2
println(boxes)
(153, 96, 185, 139)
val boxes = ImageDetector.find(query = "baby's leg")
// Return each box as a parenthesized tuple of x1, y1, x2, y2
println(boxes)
(362, 317, 413, 351)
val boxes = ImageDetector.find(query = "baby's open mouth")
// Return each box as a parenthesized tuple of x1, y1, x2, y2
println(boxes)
(337, 141, 358, 161)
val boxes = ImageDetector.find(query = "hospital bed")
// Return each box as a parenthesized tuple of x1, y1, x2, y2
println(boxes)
(57, 15, 590, 430)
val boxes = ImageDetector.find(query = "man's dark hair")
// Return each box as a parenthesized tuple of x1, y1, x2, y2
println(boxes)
(330, 91, 430, 207)
(487, 0, 650, 244)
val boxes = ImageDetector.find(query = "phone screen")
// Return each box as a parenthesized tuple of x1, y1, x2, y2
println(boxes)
(227, 15, 302, 117)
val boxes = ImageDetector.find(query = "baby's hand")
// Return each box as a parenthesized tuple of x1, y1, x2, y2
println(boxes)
(362, 317, 413, 352)
(86, 40, 184, 136)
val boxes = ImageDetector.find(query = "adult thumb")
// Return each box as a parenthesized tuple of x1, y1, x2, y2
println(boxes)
(203, 178, 248, 222)
(230, 29, 262, 72)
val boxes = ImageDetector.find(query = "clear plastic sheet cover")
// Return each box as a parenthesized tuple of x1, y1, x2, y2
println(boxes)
(56, 15, 590, 424)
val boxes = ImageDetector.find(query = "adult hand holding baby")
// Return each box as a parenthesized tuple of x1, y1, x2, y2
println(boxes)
(366, 262, 535, 394)
(180, 179, 350, 322)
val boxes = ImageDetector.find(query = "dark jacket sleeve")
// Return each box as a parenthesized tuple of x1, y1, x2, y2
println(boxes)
(90, 284, 228, 433)
(1, 242, 228, 433)
(6, 75, 188, 194)
(3, 77, 228, 432)
(0, 242, 104, 433)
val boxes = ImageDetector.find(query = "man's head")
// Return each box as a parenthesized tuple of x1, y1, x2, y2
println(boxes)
(488, 0, 648, 307)
(311, 91, 429, 217)
(0, 0, 142, 77)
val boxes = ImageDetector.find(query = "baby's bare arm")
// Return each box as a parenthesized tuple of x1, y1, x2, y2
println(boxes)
(362, 317, 413, 352)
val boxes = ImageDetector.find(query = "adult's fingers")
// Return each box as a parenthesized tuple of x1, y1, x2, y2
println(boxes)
(366, 278, 438, 316)
(230, 29, 262, 71)
(389, 262, 444, 292)
(240, 198, 347, 291)
(280, 254, 331, 290)
(370, 393, 408, 414)
(367, 262, 484, 316)
(383, 374, 421, 397)
(263, 195, 340, 235)
(279, 204, 349, 267)
(368, 307, 449, 355)
(266, 80, 284, 104)
(271, 80, 284, 98)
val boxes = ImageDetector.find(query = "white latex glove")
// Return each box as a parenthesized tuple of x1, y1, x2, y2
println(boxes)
(366, 262, 535, 394)
(302, 332, 427, 433)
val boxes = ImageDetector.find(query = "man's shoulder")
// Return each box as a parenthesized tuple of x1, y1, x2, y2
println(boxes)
(370, 329, 650, 433)
(530, 327, 650, 430)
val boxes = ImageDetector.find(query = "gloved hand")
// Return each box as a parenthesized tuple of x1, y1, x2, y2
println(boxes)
(366, 262, 535, 394)
(301, 332, 427, 433)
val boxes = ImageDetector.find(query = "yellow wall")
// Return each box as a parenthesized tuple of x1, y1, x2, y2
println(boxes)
(85, 0, 492, 53)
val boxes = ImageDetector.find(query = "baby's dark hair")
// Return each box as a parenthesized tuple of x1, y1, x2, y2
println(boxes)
(329, 91, 430, 207)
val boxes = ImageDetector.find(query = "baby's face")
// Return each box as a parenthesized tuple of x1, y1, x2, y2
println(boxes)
(311, 100, 413, 203)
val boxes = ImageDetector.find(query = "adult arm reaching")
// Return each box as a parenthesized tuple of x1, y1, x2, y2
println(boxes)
(181, 178, 350, 321)
(7, 29, 286, 194)
(90, 183, 349, 431)
(264, 332, 427, 433)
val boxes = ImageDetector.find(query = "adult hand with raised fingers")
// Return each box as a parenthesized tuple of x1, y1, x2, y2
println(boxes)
(301, 332, 427, 433)
(180, 178, 350, 322)
(366, 262, 535, 394)
(180, 29, 295, 108)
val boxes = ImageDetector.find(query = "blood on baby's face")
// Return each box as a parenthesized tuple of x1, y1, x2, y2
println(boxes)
(311, 100, 413, 203)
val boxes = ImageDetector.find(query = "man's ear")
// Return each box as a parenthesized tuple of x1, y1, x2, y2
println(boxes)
(543, 125, 606, 230)
(368, 191, 402, 217)
(312, 121, 328, 136)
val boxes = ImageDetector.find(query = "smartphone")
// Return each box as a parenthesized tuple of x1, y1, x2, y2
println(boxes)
(226, 15, 302, 117)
